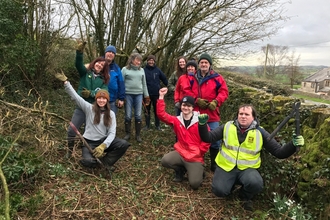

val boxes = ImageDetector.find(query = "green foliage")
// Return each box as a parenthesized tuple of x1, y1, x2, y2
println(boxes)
(0, 135, 42, 186)
(269, 193, 313, 219)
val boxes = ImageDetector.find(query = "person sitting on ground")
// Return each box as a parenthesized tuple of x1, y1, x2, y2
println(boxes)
(55, 71, 130, 169)
(198, 104, 304, 211)
(157, 87, 210, 190)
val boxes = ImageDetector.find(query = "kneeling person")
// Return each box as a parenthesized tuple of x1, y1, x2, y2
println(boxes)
(157, 87, 210, 190)
(55, 72, 130, 168)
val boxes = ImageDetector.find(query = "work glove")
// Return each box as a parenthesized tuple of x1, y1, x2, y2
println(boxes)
(198, 114, 209, 125)
(196, 98, 209, 109)
(81, 88, 91, 99)
(144, 96, 151, 106)
(208, 100, 218, 111)
(93, 143, 107, 158)
(77, 42, 87, 53)
(292, 135, 304, 147)
(55, 71, 68, 82)
(175, 102, 181, 109)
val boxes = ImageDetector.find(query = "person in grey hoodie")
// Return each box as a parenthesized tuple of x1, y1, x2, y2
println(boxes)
(55, 71, 130, 168)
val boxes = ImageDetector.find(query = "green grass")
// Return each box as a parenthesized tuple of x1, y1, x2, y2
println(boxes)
(292, 94, 330, 104)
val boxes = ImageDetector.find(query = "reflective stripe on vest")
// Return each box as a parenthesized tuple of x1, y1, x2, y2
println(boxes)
(215, 121, 263, 171)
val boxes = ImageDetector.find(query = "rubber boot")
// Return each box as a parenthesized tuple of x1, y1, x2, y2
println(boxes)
(135, 121, 142, 142)
(142, 115, 150, 131)
(209, 148, 219, 172)
(124, 121, 131, 140)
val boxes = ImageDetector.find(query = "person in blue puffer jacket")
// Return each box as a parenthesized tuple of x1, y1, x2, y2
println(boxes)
(143, 55, 168, 130)
(104, 45, 126, 115)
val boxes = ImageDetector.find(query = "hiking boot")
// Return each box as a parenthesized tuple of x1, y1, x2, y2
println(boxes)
(155, 126, 161, 131)
(243, 200, 253, 211)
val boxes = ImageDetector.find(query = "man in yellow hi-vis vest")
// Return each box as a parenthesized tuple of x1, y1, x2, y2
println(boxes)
(198, 104, 304, 211)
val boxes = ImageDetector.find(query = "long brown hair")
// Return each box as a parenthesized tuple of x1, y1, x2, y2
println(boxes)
(92, 102, 112, 127)
(88, 57, 110, 84)
(175, 56, 187, 78)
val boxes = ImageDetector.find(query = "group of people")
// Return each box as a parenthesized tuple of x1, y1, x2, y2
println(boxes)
(55, 42, 305, 211)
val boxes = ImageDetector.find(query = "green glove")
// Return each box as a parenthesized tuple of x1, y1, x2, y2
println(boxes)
(292, 135, 304, 147)
(55, 71, 68, 82)
(196, 98, 209, 109)
(208, 100, 218, 111)
(198, 114, 209, 125)
(77, 42, 87, 53)
(93, 143, 107, 158)
(81, 88, 91, 99)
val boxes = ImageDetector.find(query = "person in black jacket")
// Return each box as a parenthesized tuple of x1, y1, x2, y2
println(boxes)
(143, 55, 168, 130)
(198, 104, 304, 211)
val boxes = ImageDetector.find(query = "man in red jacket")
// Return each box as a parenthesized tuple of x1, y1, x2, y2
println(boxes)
(188, 53, 229, 172)
(157, 87, 210, 190)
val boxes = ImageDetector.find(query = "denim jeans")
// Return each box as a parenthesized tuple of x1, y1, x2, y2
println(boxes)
(110, 101, 118, 115)
(208, 121, 221, 150)
(124, 94, 143, 122)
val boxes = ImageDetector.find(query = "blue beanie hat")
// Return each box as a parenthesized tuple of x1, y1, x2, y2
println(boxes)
(105, 45, 116, 54)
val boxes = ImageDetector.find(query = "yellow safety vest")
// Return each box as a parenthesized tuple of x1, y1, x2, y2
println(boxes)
(215, 121, 263, 171)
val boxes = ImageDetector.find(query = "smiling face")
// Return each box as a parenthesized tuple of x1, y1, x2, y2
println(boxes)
(237, 106, 254, 128)
(132, 57, 141, 66)
(178, 58, 186, 69)
(187, 65, 196, 73)
(199, 59, 210, 75)
(147, 59, 155, 66)
(181, 103, 193, 116)
(94, 61, 105, 73)
(96, 96, 108, 108)
(105, 51, 115, 64)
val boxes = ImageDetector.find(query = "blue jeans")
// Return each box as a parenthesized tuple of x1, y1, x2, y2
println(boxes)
(208, 121, 221, 150)
(110, 101, 118, 115)
(212, 167, 263, 200)
(124, 94, 143, 122)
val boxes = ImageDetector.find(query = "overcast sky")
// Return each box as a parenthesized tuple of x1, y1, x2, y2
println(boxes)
(223, 0, 330, 67)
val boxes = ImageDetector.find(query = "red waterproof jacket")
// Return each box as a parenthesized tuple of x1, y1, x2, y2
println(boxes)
(156, 99, 210, 163)
(188, 69, 229, 122)
(174, 72, 196, 103)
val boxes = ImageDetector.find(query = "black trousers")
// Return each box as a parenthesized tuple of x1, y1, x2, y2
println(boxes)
(80, 137, 130, 168)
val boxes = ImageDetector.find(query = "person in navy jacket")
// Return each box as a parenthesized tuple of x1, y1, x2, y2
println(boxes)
(143, 55, 168, 130)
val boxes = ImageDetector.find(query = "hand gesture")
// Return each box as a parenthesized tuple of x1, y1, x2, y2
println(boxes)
(198, 114, 209, 125)
(159, 87, 168, 96)
(208, 100, 218, 111)
(292, 135, 304, 147)
(93, 143, 106, 158)
(77, 42, 87, 53)
(81, 88, 91, 99)
(196, 98, 209, 109)
(55, 71, 68, 82)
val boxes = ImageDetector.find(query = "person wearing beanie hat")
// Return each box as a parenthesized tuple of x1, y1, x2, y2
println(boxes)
(156, 87, 210, 190)
(199, 53, 213, 65)
(147, 54, 156, 61)
(186, 60, 198, 70)
(143, 54, 168, 131)
(187, 52, 229, 172)
(95, 89, 110, 102)
(105, 45, 116, 54)
(104, 45, 126, 115)
(66, 42, 110, 157)
(173, 59, 197, 117)
(54, 73, 130, 169)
